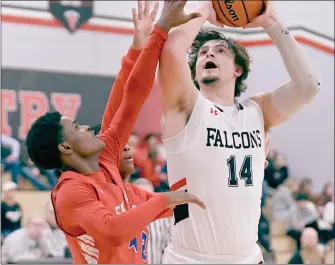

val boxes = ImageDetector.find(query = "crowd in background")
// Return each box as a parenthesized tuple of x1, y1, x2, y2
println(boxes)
(1, 133, 334, 264)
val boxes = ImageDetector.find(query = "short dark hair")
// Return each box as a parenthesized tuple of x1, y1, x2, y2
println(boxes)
(26, 112, 63, 170)
(188, 29, 251, 98)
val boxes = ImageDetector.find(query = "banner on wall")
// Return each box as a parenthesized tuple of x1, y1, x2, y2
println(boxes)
(49, 0, 94, 33)
(2, 68, 114, 140)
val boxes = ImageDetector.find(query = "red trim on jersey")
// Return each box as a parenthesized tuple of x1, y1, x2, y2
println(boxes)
(170, 178, 187, 191)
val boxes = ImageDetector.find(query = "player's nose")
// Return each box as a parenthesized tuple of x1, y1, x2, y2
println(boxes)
(124, 145, 131, 152)
(206, 51, 215, 58)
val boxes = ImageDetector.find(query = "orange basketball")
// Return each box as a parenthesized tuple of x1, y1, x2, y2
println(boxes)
(212, 0, 265, 28)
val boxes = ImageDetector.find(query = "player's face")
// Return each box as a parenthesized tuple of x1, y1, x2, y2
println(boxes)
(195, 40, 241, 87)
(59, 116, 105, 157)
(119, 144, 134, 179)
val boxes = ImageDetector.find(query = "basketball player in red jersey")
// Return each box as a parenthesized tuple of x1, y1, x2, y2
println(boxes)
(25, 1, 205, 264)
(158, 0, 320, 264)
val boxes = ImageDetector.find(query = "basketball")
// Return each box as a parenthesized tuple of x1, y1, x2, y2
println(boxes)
(212, 0, 265, 28)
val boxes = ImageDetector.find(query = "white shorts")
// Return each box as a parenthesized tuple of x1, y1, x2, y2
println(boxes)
(162, 243, 264, 264)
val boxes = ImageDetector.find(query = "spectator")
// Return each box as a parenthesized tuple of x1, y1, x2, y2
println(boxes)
(1, 214, 49, 264)
(39, 202, 69, 258)
(133, 133, 167, 191)
(271, 178, 298, 222)
(1, 135, 21, 184)
(298, 177, 317, 202)
(286, 193, 319, 247)
(288, 228, 324, 264)
(322, 194, 334, 228)
(266, 149, 278, 168)
(316, 182, 334, 211)
(1, 181, 22, 238)
(19, 143, 57, 190)
(317, 193, 334, 244)
(258, 181, 272, 253)
(132, 178, 172, 264)
(264, 151, 289, 190)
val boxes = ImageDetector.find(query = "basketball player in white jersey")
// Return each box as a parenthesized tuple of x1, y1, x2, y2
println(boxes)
(158, 1, 320, 264)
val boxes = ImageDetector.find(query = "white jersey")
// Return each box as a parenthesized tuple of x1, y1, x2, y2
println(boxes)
(163, 92, 266, 257)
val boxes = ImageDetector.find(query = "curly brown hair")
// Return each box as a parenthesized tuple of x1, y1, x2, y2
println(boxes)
(188, 29, 251, 98)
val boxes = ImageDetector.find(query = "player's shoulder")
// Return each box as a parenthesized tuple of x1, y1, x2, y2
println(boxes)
(53, 173, 96, 204)
(240, 94, 264, 115)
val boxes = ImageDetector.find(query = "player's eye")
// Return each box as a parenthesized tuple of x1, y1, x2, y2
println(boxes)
(218, 48, 225, 54)
(199, 50, 207, 55)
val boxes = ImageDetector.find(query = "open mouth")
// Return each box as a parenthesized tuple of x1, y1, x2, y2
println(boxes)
(204, 61, 217, 70)
(124, 155, 133, 161)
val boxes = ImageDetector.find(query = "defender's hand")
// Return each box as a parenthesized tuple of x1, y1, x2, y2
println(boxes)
(132, 1, 159, 50)
(243, 0, 278, 30)
(156, 0, 202, 33)
(164, 190, 206, 209)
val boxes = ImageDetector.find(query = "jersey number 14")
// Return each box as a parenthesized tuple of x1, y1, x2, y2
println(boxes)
(227, 155, 253, 186)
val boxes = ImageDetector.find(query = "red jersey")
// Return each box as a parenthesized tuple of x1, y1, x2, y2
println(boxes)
(51, 26, 172, 264)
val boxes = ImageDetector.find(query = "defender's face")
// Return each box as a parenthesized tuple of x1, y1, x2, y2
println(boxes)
(60, 116, 105, 157)
(119, 144, 135, 179)
(195, 40, 239, 86)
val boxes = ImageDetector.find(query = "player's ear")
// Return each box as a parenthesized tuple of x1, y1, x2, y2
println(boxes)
(234, 66, 242, 78)
(58, 142, 73, 155)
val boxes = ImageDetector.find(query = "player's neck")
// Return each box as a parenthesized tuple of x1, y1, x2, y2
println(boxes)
(61, 153, 101, 175)
(200, 80, 235, 106)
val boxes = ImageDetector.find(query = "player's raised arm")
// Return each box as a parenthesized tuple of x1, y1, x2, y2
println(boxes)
(158, 2, 214, 114)
(100, 0, 201, 166)
(248, 1, 320, 129)
(53, 179, 205, 246)
(100, 1, 159, 133)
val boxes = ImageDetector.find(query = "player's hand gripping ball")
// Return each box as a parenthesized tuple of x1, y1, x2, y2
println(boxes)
(211, 0, 266, 28)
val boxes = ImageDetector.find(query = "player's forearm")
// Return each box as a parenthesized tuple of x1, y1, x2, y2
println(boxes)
(266, 20, 320, 117)
(101, 47, 142, 133)
(101, 25, 167, 163)
(164, 3, 210, 53)
(82, 195, 169, 246)
(155, 208, 174, 220)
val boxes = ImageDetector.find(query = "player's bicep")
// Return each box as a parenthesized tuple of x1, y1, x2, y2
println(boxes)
(159, 37, 198, 113)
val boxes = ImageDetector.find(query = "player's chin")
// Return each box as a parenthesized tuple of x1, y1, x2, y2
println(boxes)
(95, 138, 105, 150)
(120, 163, 135, 177)
(201, 76, 219, 85)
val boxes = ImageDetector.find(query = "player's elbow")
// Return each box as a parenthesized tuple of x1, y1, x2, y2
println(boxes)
(296, 72, 321, 103)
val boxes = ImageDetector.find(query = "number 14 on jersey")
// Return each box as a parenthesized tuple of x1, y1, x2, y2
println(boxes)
(227, 155, 253, 187)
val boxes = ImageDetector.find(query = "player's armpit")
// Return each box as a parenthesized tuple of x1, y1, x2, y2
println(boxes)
(101, 47, 142, 133)
(99, 25, 168, 165)
(54, 180, 169, 246)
